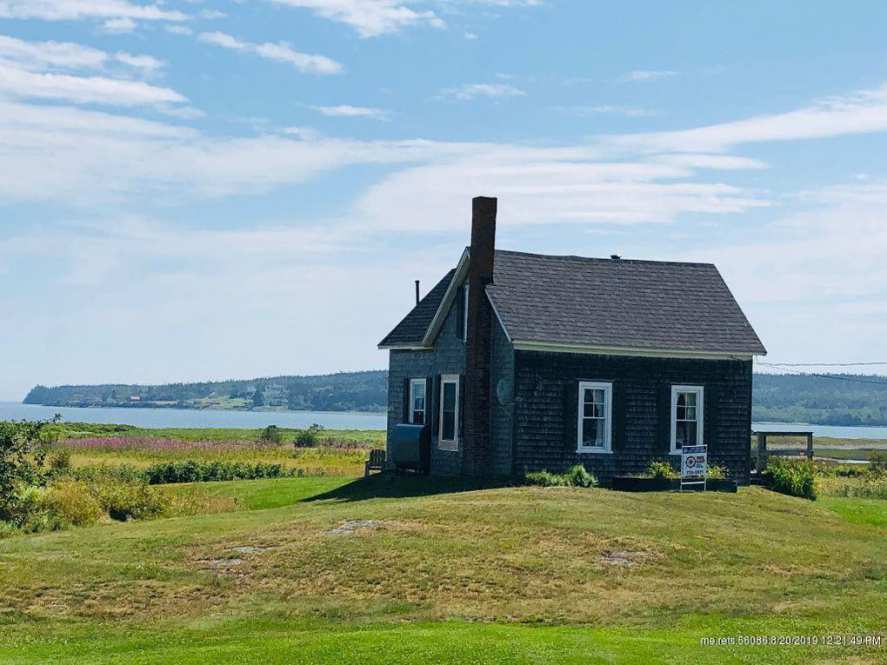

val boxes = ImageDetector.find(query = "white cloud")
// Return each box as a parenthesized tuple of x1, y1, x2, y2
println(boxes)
(0, 0, 186, 22)
(312, 104, 390, 119)
(0, 36, 183, 109)
(113, 51, 164, 74)
(0, 34, 107, 70)
(166, 25, 193, 36)
(621, 69, 677, 82)
(0, 34, 165, 75)
(267, 0, 445, 38)
(197, 31, 342, 75)
(553, 104, 654, 118)
(101, 17, 136, 33)
(463, 31, 478, 40)
(611, 83, 887, 153)
(0, 65, 186, 106)
(438, 82, 526, 101)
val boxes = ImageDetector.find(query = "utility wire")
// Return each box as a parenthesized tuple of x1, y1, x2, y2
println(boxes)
(757, 361, 887, 367)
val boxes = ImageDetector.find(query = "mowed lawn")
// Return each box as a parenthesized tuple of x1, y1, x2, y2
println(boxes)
(0, 477, 884, 664)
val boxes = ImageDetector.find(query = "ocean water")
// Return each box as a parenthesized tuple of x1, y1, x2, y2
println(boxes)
(2, 403, 886, 440)
(0, 402, 387, 430)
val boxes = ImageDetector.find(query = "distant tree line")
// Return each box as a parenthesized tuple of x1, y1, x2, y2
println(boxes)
(22, 371, 887, 425)
(752, 373, 887, 426)
(23, 371, 388, 414)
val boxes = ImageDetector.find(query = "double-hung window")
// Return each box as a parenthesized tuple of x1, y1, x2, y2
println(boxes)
(577, 381, 613, 453)
(671, 385, 704, 453)
(438, 374, 460, 450)
(409, 378, 427, 425)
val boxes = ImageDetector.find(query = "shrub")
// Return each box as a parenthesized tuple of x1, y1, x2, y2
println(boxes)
(525, 465, 597, 488)
(42, 480, 103, 527)
(868, 451, 886, 477)
(0, 420, 53, 522)
(294, 424, 324, 448)
(47, 448, 72, 475)
(143, 460, 288, 484)
(706, 464, 727, 480)
(258, 425, 282, 445)
(565, 464, 597, 488)
(93, 480, 169, 521)
(765, 458, 817, 500)
(4, 484, 48, 529)
(71, 464, 145, 484)
(646, 460, 676, 480)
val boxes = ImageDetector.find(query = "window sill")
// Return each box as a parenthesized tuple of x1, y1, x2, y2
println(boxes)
(438, 440, 459, 452)
(576, 447, 612, 454)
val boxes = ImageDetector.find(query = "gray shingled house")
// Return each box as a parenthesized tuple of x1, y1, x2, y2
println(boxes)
(378, 197, 766, 483)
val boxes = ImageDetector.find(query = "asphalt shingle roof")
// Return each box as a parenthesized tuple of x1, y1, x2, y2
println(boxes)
(380, 250, 765, 355)
(487, 250, 766, 354)
(378, 269, 455, 347)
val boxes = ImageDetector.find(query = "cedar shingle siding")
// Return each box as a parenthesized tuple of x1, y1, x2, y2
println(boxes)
(512, 351, 752, 483)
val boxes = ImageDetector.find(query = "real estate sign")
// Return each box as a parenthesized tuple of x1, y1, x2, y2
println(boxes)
(681, 444, 707, 487)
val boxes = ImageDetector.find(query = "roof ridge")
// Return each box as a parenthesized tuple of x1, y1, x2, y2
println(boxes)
(494, 248, 715, 268)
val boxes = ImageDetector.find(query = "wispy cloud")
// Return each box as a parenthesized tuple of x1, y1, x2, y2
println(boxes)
(438, 82, 526, 101)
(553, 104, 654, 118)
(610, 83, 887, 152)
(100, 17, 136, 33)
(266, 0, 445, 38)
(0, 66, 185, 106)
(197, 31, 342, 75)
(0, 34, 182, 109)
(621, 69, 677, 82)
(312, 104, 391, 120)
(0, 0, 187, 22)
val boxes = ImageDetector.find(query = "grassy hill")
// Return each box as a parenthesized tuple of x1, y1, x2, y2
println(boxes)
(1, 475, 884, 664)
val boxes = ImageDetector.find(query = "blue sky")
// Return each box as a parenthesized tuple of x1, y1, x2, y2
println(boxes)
(1, 1, 886, 399)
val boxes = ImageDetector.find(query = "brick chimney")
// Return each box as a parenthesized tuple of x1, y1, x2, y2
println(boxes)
(462, 196, 497, 477)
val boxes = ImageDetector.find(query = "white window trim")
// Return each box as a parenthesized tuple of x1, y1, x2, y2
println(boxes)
(462, 282, 469, 342)
(670, 385, 704, 454)
(577, 381, 613, 453)
(438, 374, 460, 451)
(408, 378, 426, 425)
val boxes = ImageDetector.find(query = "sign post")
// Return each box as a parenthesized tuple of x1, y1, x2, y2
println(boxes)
(681, 444, 707, 492)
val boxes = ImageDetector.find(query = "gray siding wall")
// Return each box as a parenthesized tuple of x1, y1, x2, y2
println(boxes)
(512, 352, 753, 483)
(489, 314, 514, 476)
(386, 297, 466, 475)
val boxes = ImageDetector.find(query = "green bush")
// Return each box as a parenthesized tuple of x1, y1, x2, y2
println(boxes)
(646, 460, 676, 480)
(258, 425, 282, 445)
(706, 464, 727, 480)
(71, 464, 145, 483)
(765, 458, 817, 500)
(47, 448, 72, 475)
(93, 480, 169, 521)
(868, 451, 886, 477)
(525, 465, 597, 488)
(565, 464, 597, 488)
(5, 484, 48, 529)
(294, 424, 324, 448)
(42, 480, 103, 527)
(143, 460, 288, 484)
(0, 420, 53, 522)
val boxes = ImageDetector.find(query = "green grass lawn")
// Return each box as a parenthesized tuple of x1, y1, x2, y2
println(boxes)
(1, 476, 884, 664)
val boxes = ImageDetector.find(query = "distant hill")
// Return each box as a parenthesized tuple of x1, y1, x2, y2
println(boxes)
(23, 371, 388, 413)
(752, 373, 887, 426)
(23, 371, 887, 426)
